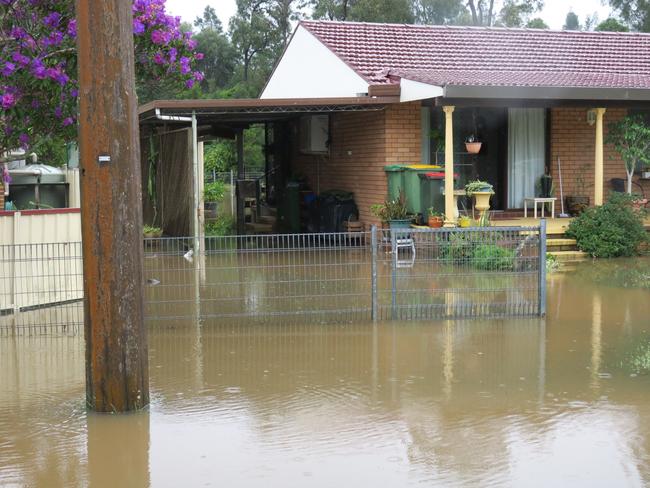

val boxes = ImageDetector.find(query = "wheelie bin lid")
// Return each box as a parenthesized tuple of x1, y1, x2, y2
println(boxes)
(418, 172, 459, 179)
(406, 164, 443, 170)
(383, 164, 406, 172)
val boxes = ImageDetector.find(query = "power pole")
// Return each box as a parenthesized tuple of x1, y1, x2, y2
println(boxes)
(76, 0, 149, 412)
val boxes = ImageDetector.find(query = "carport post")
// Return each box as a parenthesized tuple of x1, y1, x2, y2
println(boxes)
(236, 129, 245, 235)
(192, 111, 201, 255)
(76, 0, 148, 412)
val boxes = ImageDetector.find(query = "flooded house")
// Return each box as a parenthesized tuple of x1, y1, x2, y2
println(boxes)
(139, 21, 650, 240)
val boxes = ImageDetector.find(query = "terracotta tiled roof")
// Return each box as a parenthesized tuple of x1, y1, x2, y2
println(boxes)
(300, 21, 650, 89)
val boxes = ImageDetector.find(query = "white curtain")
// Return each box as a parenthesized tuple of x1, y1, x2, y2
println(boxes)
(507, 108, 546, 208)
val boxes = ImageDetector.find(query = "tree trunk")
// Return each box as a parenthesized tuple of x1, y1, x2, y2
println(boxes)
(627, 169, 634, 195)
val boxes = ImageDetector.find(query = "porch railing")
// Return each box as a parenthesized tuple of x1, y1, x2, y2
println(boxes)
(0, 224, 546, 334)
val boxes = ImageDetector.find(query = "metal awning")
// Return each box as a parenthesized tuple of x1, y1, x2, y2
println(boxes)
(138, 96, 396, 127)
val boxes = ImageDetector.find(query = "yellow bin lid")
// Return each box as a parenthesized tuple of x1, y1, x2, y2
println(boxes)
(406, 164, 443, 170)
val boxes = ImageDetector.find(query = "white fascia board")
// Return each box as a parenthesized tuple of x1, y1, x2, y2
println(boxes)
(400, 78, 444, 102)
(261, 25, 369, 99)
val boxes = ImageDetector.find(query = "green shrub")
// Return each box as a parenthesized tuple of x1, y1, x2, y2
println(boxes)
(566, 193, 647, 258)
(471, 244, 516, 271)
(205, 216, 235, 236)
(204, 181, 226, 202)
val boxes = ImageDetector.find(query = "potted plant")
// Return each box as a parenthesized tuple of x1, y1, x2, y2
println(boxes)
(465, 179, 493, 225)
(565, 165, 589, 216)
(427, 207, 444, 228)
(370, 191, 411, 232)
(458, 215, 472, 228)
(143, 224, 162, 238)
(465, 134, 482, 154)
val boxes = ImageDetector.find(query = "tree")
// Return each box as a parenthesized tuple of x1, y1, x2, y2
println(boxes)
(193, 6, 237, 93)
(194, 5, 223, 31)
(309, 0, 414, 23)
(606, 115, 650, 194)
(413, 0, 467, 25)
(563, 11, 581, 30)
(466, 0, 543, 27)
(498, 0, 543, 27)
(526, 17, 549, 28)
(350, 0, 415, 23)
(229, 0, 274, 87)
(308, 0, 356, 20)
(0, 0, 203, 156)
(609, 0, 650, 32)
(595, 17, 630, 31)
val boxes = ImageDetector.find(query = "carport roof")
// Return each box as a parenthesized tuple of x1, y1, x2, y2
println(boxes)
(138, 96, 395, 126)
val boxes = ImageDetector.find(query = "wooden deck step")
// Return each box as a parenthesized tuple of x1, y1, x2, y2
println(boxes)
(547, 238, 578, 251)
(548, 250, 589, 262)
(245, 222, 274, 234)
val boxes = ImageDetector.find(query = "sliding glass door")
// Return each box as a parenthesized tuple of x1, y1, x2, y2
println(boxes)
(507, 108, 546, 209)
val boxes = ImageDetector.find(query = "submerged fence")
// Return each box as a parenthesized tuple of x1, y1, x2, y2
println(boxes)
(0, 224, 545, 334)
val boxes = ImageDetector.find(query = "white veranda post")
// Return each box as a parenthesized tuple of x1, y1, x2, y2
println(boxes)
(594, 108, 606, 206)
(443, 106, 455, 226)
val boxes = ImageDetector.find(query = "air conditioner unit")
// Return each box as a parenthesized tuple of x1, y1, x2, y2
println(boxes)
(300, 115, 329, 154)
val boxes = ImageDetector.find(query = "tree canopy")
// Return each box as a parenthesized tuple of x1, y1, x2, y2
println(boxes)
(609, 0, 650, 31)
(0, 0, 203, 156)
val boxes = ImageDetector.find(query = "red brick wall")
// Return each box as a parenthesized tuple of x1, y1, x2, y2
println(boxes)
(549, 107, 650, 213)
(292, 102, 422, 225)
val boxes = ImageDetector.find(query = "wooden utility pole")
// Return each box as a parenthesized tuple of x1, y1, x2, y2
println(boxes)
(76, 0, 149, 412)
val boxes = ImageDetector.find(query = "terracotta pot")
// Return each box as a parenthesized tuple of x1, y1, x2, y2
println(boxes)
(632, 199, 648, 211)
(465, 142, 482, 154)
(428, 216, 443, 228)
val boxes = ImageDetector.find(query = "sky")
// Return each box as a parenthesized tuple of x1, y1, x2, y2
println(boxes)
(165, 0, 615, 30)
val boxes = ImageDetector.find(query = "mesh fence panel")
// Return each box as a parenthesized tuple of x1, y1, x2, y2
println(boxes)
(0, 225, 544, 334)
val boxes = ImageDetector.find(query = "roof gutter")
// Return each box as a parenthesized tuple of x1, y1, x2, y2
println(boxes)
(155, 108, 192, 123)
(443, 85, 650, 101)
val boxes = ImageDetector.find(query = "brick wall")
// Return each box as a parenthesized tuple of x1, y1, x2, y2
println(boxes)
(0, 183, 4, 210)
(549, 107, 650, 213)
(292, 101, 422, 225)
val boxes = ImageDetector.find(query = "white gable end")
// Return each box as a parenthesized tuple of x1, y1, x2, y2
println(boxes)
(261, 25, 369, 99)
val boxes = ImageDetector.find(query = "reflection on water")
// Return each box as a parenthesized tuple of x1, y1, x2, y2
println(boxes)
(1, 258, 650, 487)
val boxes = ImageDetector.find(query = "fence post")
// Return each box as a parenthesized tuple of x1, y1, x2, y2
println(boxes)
(371, 225, 378, 321)
(230, 169, 235, 217)
(538, 219, 547, 317)
(391, 229, 397, 320)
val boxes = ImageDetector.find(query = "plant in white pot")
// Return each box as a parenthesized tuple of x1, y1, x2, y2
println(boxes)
(465, 179, 494, 225)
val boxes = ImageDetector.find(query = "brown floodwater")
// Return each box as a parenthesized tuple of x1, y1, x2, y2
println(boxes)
(1, 258, 650, 487)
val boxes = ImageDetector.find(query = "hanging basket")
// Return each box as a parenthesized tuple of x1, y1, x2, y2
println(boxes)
(465, 142, 482, 154)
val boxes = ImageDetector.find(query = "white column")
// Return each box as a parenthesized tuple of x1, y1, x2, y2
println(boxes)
(594, 108, 606, 206)
(443, 106, 455, 226)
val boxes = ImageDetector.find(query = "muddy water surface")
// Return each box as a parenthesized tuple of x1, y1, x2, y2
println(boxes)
(1, 258, 650, 487)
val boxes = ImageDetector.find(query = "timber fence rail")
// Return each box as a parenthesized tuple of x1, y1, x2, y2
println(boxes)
(0, 224, 546, 334)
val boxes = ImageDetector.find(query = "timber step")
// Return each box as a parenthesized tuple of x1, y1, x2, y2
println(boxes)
(547, 238, 578, 252)
(257, 215, 277, 225)
(548, 250, 589, 263)
(245, 222, 274, 234)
